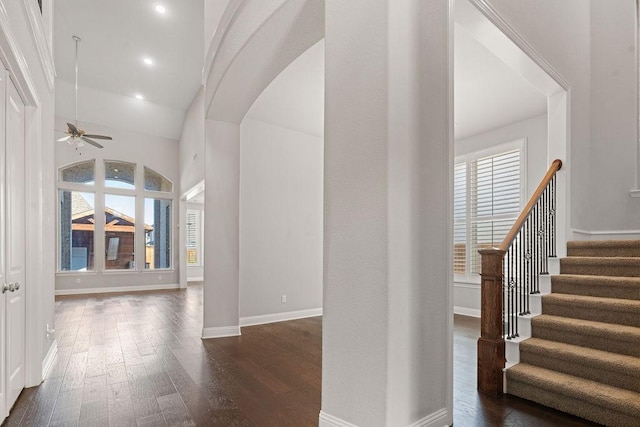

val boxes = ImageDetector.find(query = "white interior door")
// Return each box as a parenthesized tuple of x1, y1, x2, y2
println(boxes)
(4, 76, 25, 412)
(0, 68, 7, 420)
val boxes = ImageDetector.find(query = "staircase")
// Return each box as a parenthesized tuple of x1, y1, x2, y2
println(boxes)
(505, 240, 640, 426)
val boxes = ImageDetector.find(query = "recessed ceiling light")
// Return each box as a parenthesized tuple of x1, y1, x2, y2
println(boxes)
(135, 94, 144, 100)
(155, 4, 166, 14)
(143, 57, 153, 66)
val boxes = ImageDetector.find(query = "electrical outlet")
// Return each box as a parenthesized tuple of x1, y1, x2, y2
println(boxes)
(281, 295, 287, 303)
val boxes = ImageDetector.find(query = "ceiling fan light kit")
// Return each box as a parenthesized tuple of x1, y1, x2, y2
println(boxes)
(59, 35, 113, 150)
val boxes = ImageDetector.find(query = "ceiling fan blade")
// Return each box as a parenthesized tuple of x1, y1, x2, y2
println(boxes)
(81, 137, 103, 149)
(57, 136, 71, 142)
(83, 134, 112, 140)
(67, 123, 79, 134)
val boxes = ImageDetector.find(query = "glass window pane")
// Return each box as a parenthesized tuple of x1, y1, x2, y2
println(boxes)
(105, 194, 136, 270)
(60, 160, 95, 185)
(59, 190, 95, 271)
(144, 167, 172, 192)
(145, 198, 172, 269)
(105, 161, 135, 189)
(186, 209, 200, 266)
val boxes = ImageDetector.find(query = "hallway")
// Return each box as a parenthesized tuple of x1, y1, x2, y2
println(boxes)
(4, 287, 595, 426)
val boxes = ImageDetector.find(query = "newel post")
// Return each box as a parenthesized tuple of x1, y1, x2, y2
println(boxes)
(477, 248, 506, 396)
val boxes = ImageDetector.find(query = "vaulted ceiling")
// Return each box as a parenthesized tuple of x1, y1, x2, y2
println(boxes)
(54, 0, 546, 143)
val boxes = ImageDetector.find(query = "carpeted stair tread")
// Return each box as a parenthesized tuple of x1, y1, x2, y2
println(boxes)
(531, 315, 640, 357)
(567, 240, 640, 258)
(519, 338, 640, 393)
(560, 257, 640, 277)
(507, 363, 640, 426)
(541, 293, 640, 327)
(551, 274, 640, 300)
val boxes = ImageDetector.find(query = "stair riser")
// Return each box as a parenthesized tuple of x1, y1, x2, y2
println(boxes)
(560, 262, 640, 277)
(507, 379, 639, 427)
(542, 303, 640, 327)
(519, 350, 640, 393)
(551, 281, 640, 300)
(531, 325, 640, 357)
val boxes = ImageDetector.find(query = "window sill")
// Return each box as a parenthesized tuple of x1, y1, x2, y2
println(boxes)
(56, 271, 98, 276)
(57, 269, 175, 275)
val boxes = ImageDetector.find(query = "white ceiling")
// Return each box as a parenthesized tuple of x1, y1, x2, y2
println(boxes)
(245, 24, 547, 141)
(53, 1, 546, 143)
(54, 0, 204, 111)
(246, 40, 325, 138)
(454, 24, 547, 140)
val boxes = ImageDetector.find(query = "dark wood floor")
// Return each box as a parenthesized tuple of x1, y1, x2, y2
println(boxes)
(3, 285, 598, 426)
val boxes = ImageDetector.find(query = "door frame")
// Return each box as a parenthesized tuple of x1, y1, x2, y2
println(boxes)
(0, 0, 57, 410)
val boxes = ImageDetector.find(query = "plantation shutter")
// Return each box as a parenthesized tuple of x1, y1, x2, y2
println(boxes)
(453, 162, 467, 274)
(454, 148, 521, 277)
(469, 150, 520, 274)
(186, 209, 200, 265)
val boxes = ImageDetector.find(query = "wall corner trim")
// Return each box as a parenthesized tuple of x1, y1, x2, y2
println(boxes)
(319, 408, 450, 427)
(201, 326, 241, 339)
(407, 408, 450, 427)
(239, 308, 322, 327)
(41, 340, 58, 380)
(319, 411, 358, 427)
(454, 306, 481, 318)
(55, 283, 180, 296)
(630, 189, 640, 198)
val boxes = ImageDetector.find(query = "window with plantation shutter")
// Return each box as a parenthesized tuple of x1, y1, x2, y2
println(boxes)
(186, 209, 201, 266)
(454, 142, 524, 281)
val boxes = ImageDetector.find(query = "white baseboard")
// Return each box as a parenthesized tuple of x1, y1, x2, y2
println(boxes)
(454, 306, 480, 318)
(55, 283, 180, 296)
(201, 325, 241, 339)
(240, 308, 322, 327)
(42, 340, 58, 379)
(572, 228, 640, 240)
(408, 408, 450, 427)
(187, 277, 204, 282)
(319, 408, 450, 427)
(319, 411, 358, 427)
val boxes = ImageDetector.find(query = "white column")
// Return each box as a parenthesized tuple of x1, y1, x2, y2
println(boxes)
(202, 120, 241, 338)
(320, 1, 453, 426)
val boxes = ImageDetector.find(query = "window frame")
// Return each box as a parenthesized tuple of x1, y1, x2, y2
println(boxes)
(56, 159, 176, 274)
(454, 139, 526, 285)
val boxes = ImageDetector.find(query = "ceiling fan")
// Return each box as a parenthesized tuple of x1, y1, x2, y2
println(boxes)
(57, 35, 112, 149)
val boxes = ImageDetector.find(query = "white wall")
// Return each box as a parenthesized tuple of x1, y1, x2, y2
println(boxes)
(483, 0, 640, 237)
(54, 117, 180, 292)
(588, 0, 639, 233)
(179, 88, 205, 196)
(484, 0, 591, 233)
(454, 114, 548, 315)
(239, 119, 323, 318)
(456, 114, 548, 196)
(204, 0, 230, 57)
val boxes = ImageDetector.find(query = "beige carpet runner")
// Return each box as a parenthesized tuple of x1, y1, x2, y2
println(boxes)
(506, 240, 640, 426)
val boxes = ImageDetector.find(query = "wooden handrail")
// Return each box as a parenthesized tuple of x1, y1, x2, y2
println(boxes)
(499, 159, 562, 251)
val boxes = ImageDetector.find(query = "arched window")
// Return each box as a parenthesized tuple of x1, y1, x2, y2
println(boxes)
(58, 160, 174, 273)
